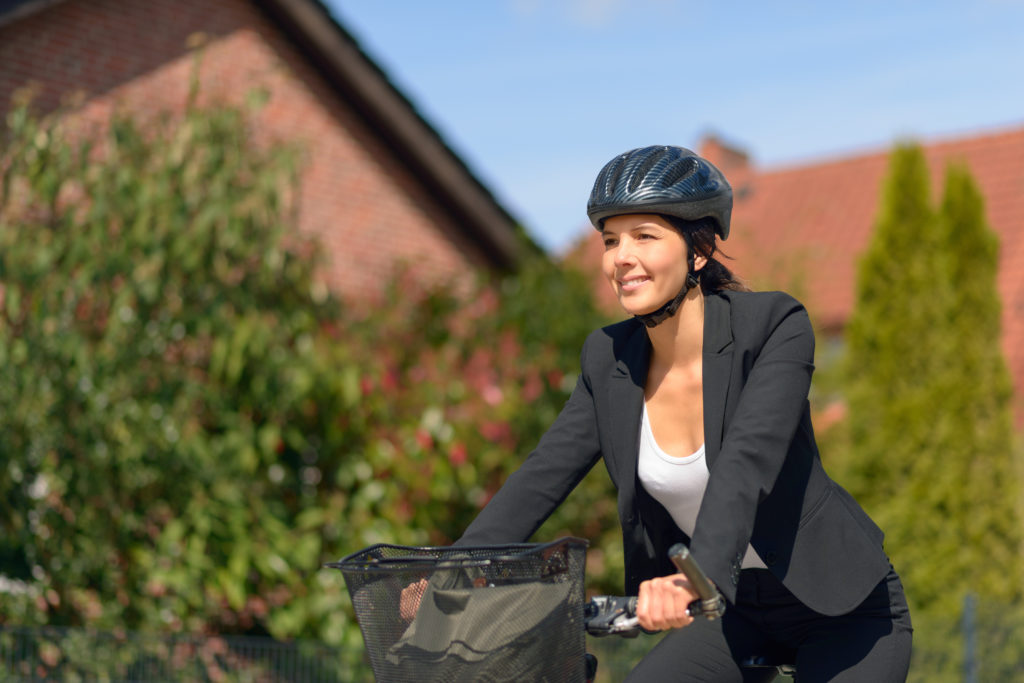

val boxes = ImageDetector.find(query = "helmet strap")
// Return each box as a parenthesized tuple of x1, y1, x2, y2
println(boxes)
(634, 234, 699, 328)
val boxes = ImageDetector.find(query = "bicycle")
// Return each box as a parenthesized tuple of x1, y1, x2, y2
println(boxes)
(327, 538, 796, 682)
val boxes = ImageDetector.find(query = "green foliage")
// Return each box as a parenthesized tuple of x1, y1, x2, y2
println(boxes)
(841, 144, 1022, 621)
(496, 258, 622, 593)
(0, 91, 622, 676)
(344, 254, 621, 591)
(0, 94, 356, 645)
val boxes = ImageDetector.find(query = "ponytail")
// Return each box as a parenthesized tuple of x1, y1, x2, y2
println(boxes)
(664, 216, 749, 293)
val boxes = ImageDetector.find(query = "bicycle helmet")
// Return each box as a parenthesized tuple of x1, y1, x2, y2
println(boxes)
(587, 145, 732, 239)
(587, 146, 733, 327)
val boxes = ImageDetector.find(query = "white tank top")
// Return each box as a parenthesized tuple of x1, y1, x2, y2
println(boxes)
(637, 404, 766, 570)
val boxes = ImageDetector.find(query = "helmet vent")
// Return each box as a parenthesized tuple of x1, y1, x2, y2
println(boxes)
(603, 156, 627, 197)
(627, 146, 671, 193)
(662, 157, 698, 190)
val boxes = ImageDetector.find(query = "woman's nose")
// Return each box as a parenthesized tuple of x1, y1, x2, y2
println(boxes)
(613, 239, 635, 266)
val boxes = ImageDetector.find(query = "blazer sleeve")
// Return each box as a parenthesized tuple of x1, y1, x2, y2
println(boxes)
(689, 296, 816, 602)
(455, 340, 604, 546)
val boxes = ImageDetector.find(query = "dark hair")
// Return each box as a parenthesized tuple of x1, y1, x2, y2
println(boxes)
(664, 216, 749, 293)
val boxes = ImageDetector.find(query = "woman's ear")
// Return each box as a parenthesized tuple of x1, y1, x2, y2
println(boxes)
(693, 254, 709, 272)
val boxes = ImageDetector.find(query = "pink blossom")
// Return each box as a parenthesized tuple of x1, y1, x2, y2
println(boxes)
(482, 385, 503, 406)
(523, 371, 542, 402)
(449, 442, 468, 466)
(415, 429, 433, 450)
(480, 420, 510, 443)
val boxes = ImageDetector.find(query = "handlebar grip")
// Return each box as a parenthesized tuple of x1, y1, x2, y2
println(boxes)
(668, 543, 726, 620)
(668, 543, 716, 601)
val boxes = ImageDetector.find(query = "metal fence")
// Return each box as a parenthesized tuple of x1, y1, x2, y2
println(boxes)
(3, 595, 1023, 682)
(0, 626, 661, 682)
(896, 594, 1024, 683)
(0, 627, 351, 682)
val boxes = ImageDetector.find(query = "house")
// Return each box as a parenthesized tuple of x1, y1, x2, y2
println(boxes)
(0, 0, 526, 301)
(569, 126, 1024, 418)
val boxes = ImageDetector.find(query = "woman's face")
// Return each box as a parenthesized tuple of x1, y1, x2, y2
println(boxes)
(601, 214, 703, 316)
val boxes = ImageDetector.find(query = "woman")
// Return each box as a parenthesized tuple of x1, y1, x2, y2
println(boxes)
(455, 146, 913, 681)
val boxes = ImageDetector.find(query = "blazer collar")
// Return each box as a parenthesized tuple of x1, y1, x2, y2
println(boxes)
(609, 321, 649, 485)
(703, 292, 733, 355)
(702, 293, 734, 463)
(611, 321, 651, 384)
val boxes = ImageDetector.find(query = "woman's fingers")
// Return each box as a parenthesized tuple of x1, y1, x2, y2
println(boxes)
(399, 578, 428, 621)
(636, 573, 697, 631)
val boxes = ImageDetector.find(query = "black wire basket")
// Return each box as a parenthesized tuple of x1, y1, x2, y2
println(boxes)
(327, 537, 589, 682)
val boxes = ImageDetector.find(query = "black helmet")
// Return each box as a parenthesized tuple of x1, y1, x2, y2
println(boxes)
(587, 145, 732, 239)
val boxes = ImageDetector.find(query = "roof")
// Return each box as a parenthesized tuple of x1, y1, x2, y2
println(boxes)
(714, 127, 1024, 332)
(0, 0, 529, 269)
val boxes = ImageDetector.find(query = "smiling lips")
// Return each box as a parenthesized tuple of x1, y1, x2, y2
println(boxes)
(618, 275, 651, 292)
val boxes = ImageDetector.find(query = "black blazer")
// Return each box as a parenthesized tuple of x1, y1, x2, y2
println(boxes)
(457, 290, 891, 616)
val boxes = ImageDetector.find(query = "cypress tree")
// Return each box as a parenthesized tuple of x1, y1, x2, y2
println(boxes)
(843, 145, 1021, 616)
(934, 165, 1020, 603)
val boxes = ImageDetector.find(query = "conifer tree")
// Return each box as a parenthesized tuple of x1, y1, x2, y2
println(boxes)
(934, 165, 1020, 603)
(843, 145, 1021, 616)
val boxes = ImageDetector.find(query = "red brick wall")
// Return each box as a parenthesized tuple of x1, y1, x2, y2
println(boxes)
(0, 0, 488, 303)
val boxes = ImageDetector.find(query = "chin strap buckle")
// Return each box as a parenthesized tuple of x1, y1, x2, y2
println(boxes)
(634, 273, 699, 328)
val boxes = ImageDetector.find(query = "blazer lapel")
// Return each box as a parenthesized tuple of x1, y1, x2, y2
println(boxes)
(702, 294, 734, 466)
(608, 324, 649, 486)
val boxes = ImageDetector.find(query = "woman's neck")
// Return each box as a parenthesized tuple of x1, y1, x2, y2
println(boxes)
(645, 287, 705, 367)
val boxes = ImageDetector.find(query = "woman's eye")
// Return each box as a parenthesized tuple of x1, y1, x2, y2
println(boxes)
(603, 237, 617, 248)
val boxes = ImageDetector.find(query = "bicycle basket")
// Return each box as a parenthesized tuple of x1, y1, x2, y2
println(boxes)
(327, 537, 589, 683)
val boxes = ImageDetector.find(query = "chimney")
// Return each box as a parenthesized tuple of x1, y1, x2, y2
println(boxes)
(698, 134, 750, 176)
(698, 133, 753, 200)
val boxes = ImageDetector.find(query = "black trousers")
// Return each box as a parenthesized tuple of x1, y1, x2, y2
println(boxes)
(625, 567, 913, 682)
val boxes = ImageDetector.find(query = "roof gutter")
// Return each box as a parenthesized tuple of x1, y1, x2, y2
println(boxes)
(0, 0, 66, 28)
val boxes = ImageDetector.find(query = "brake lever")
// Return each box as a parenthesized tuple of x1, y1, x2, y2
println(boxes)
(584, 595, 641, 637)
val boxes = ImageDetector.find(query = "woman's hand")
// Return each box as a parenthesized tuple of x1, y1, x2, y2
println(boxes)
(636, 573, 698, 631)
(399, 578, 428, 621)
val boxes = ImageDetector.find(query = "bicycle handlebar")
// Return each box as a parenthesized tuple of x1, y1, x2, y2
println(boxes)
(584, 595, 641, 637)
(584, 543, 726, 637)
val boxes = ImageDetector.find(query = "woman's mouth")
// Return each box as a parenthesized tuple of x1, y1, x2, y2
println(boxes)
(618, 276, 650, 292)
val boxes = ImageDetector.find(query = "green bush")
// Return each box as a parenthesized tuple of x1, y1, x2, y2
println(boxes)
(0, 89, 621, 678)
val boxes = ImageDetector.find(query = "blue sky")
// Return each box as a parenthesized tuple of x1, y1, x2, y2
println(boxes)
(324, 1, 1024, 252)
